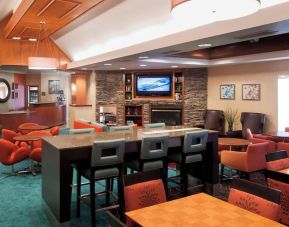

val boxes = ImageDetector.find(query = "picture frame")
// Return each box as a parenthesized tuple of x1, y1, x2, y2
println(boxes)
(220, 84, 235, 100)
(242, 84, 261, 100)
(48, 80, 60, 94)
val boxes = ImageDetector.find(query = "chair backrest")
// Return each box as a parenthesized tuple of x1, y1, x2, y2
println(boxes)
(203, 109, 224, 133)
(69, 128, 95, 134)
(1, 129, 18, 143)
(266, 150, 289, 171)
(241, 112, 266, 138)
(27, 130, 52, 148)
(140, 134, 169, 160)
(246, 142, 268, 172)
(228, 178, 281, 221)
(91, 138, 125, 167)
(123, 169, 167, 210)
(183, 130, 208, 154)
(109, 125, 132, 132)
(50, 126, 60, 136)
(144, 123, 165, 129)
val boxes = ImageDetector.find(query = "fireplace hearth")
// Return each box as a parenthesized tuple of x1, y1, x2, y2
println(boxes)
(150, 105, 182, 126)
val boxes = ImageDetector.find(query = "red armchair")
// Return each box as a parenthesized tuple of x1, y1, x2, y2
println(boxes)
(50, 126, 60, 136)
(74, 120, 103, 132)
(246, 128, 277, 153)
(221, 142, 268, 180)
(2, 129, 29, 148)
(277, 142, 289, 156)
(18, 122, 40, 135)
(0, 139, 30, 174)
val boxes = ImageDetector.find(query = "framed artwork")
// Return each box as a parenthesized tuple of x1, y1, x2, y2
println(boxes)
(48, 80, 60, 94)
(220, 84, 235, 100)
(242, 84, 261, 100)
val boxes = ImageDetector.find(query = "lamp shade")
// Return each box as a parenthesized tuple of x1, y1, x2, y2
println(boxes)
(28, 57, 58, 70)
(171, 0, 261, 21)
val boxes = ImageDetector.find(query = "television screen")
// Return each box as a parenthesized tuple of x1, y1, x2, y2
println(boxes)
(135, 74, 172, 97)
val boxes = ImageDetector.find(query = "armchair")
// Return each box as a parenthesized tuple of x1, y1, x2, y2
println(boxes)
(196, 109, 224, 134)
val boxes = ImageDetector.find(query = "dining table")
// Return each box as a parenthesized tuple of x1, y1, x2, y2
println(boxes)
(41, 125, 219, 225)
(126, 193, 285, 227)
(218, 137, 251, 151)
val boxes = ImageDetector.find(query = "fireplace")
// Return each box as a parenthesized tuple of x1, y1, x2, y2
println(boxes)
(150, 105, 182, 126)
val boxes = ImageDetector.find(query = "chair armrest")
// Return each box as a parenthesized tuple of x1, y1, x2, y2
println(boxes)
(226, 130, 242, 138)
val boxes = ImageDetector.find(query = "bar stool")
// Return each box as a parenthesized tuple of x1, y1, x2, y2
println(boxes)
(109, 125, 132, 132)
(144, 123, 165, 128)
(126, 134, 169, 191)
(74, 138, 125, 226)
(168, 130, 208, 195)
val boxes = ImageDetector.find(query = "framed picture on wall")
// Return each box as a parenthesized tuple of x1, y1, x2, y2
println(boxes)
(48, 80, 60, 94)
(220, 84, 235, 100)
(242, 84, 261, 100)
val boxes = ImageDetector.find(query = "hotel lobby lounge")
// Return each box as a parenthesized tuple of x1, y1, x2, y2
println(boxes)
(1, 0, 289, 226)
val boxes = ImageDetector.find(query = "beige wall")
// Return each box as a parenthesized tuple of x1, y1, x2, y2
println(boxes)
(208, 60, 289, 132)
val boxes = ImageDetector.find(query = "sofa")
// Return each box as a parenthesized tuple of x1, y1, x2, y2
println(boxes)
(73, 120, 104, 132)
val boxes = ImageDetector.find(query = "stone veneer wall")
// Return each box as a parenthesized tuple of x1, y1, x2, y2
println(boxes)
(95, 68, 207, 126)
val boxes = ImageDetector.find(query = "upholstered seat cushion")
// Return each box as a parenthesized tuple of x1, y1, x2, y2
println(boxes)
(168, 152, 202, 164)
(75, 164, 119, 180)
(266, 158, 289, 171)
(267, 178, 289, 225)
(228, 188, 280, 221)
(126, 159, 163, 171)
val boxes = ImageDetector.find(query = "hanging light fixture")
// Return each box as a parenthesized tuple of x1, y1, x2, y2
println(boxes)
(171, 0, 261, 21)
(28, 21, 58, 70)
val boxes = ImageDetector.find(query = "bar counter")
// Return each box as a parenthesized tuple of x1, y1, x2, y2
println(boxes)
(0, 102, 66, 131)
(41, 126, 219, 225)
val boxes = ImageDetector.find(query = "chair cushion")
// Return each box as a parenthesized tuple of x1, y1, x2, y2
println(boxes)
(267, 178, 289, 225)
(168, 152, 202, 164)
(266, 158, 289, 171)
(124, 179, 166, 212)
(75, 164, 119, 180)
(126, 159, 163, 171)
(228, 188, 280, 221)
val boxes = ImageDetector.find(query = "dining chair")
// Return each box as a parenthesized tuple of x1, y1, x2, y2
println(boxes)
(265, 150, 289, 171)
(74, 138, 125, 227)
(168, 130, 208, 195)
(221, 142, 268, 181)
(277, 142, 289, 156)
(228, 178, 281, 221)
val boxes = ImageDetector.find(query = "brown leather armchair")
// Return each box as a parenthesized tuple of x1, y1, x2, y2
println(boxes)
(199, 109, 224, 134)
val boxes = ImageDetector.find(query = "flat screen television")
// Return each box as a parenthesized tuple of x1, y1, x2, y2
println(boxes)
(135, 73, 172, 97)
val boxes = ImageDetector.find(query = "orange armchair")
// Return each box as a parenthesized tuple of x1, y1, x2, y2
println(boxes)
(28, 130, 52, 163)
(0, 139, 30, 174)
(18, 122, 40, 135)
(221, 142, 268, 180)
(246, 128, 276, 153)
(277, 142, 289, 156)
(50, 126, 60, 136)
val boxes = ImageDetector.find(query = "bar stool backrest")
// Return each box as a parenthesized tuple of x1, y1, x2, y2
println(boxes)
(91, 138, 125, 167)
(183, 130, 208, 154)
(140, 134, 169, 160)
(109, 125, 132, 132)
(144, 123, 165, 129)
(69, 128, 95, 134)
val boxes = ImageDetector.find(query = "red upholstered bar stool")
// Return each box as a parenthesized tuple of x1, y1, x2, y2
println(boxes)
(0, 139, 30, 175)
(265, 151, 289, 225)
(228, 178, 281, 221)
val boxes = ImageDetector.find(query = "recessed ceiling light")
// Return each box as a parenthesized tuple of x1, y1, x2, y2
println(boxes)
(12, 37, 21, 40)
(138, 56, 149, 59)
(104, 63, 112, 66)
(28, 38, 37, 42)
(140, 64, 147, 67)
(198, 43, 212, 48)
(120, 67, 126, 70)
(171, 65, 179, 68)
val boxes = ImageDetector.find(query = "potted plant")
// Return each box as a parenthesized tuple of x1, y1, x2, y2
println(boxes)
(224, 107, 239, 132)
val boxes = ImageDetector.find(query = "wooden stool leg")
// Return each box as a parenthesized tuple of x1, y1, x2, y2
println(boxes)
(106, 178, 111, 206)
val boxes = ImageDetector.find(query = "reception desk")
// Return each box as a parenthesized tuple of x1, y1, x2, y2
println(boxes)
(0, 102, 66, 131)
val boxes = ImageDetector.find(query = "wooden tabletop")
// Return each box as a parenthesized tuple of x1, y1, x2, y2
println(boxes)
(42, 126, 212, 150)
(18, 125, 50, 131)
(126, 193, 284, 227)
(13, 135, 49, 142)
(218, 138, 251, 147)
(265, 131, 289, 138)
(278, 168, 289, 175)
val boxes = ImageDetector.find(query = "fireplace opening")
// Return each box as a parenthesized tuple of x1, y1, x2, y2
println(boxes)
(150, 105, 182, 126)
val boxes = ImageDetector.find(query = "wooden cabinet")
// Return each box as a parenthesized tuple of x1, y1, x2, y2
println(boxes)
(174, 72, 183, 101)
(124, 105, 143, 126)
